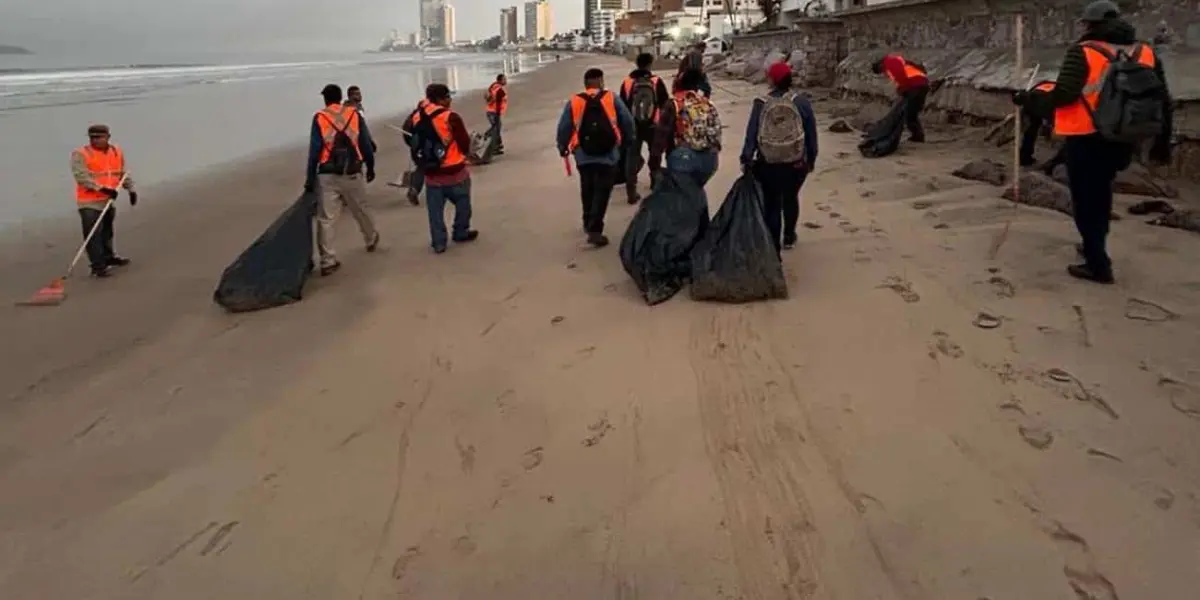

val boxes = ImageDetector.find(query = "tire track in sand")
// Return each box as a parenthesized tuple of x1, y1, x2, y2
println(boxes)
(689, 310, 903, 600)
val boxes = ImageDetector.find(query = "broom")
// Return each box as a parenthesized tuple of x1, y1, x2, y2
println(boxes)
(988, 13, 1025, 261)
(18, 174, 128, 307)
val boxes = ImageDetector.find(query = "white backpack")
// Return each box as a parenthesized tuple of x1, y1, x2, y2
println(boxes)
(756, 93, 806, 164)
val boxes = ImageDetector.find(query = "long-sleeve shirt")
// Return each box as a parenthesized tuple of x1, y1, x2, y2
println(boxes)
(619, 69, 671, 118)
(305, 105, 376, 187)
(70, 147, 136, 194)
(400, 103, 472, 182)
(739, 90, 819, 169)
(555, 89, 636, 167)
(881, 55, 928, 93)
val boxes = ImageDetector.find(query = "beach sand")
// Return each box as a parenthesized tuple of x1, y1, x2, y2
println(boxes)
(2, 56, 1200, 599)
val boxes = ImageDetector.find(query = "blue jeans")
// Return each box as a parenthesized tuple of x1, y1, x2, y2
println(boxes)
(487, 112, 503, 149)
(666, 147, 719, 189)
(426, 177, 473, 249)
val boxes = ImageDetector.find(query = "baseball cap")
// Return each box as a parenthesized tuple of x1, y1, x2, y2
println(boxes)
(766, 62, 792, 85)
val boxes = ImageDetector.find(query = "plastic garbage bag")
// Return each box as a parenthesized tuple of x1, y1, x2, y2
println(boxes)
(690, 174, 788, 302)
(857, 98, 909, 158)
(619, 171, 710, 305)
(470, 130, 499, 164)
(213, 191, 317, 313)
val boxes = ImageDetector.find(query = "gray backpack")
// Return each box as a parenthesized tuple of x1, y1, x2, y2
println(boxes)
(756, 93, 806, 164)
(1082, 41, 1167, 143)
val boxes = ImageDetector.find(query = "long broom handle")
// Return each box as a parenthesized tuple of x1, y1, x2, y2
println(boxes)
(1012, 14, 1024, 209)
(65, 174, 127, 279)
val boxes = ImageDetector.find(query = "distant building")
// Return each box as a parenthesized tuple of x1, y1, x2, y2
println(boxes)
(500, 6, 520, 43)
(591, 9, 618, 46)
(585, 0, 628, 38)
(443, 3, 457, 44)
(420, 0, 449, 46)
(524, 0, 553, 41)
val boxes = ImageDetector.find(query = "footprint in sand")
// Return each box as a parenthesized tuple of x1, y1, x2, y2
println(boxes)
(878, 276, 920, 303)
(1018, 425, 1054, 450)
(988, 276, 1016, 298)
(1157, 376, 1200, 420)
(521, 446, 544, 471)
(930, 331, 964, 359)
(582, 418, 614, 447)
(1125, 297, 1179, 322)
(1050, 524, 1119, 600)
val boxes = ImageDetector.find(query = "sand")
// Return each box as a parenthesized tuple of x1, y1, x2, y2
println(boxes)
(2, 58, 1200, 599)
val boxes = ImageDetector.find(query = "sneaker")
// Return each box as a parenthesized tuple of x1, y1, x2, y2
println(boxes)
(406, 190, 420, 206)
(366, 232, 380, 253)
(587, 232, 610, 248)
(783, 240, 796, 250)
(107, 256, 131, 267)
(453, 230, 479, 243)
(90, 266, 112, 278)
(1067, 263, 1114, 284)
(320, 262, 341, 276)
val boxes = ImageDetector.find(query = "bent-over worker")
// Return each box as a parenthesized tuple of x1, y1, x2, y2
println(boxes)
(70, 124, 137, 278)
(872, 53, 930, 143)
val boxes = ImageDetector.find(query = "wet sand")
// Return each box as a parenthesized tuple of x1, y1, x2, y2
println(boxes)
(2, 58, 1200, 599)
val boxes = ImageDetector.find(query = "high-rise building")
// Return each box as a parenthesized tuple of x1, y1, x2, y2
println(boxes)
(442, 3, 457, 44)
(420, 0, 448, 46)
(585, 0, 627, 37)
(524, 0, 552, 41)
(499, 6, 519, 43)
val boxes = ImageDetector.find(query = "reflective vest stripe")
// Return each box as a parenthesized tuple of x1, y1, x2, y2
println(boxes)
(1054, 41, 1156, 137)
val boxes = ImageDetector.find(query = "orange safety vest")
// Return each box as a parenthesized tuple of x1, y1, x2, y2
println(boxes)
(419, 102, 466, 168)
(622, 75, 662, 119)
(1054, 41, 1156, 136)
(74, 144, 125, 203)
(568, 89, 621, 151)
(884, 54, 927, 85)
(486, 82, 507, 115)
(315, 104, 362, 164)
(408, 99, 429, 126)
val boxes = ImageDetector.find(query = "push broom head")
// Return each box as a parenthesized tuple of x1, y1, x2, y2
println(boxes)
(18, 278, 66, 307)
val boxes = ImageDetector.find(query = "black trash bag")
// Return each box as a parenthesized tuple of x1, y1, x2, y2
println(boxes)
(857, 97, 909, 158)
(690, 175, 788, 303)
(213, 191, 317, 313)
(619, 171, 710, 305)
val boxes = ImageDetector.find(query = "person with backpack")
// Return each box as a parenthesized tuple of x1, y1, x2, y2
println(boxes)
(408, 83, 478, 254)
(555, 68, 636, 248)
(305, 83, 379, 276)
(871, 53, 930, 143)
(1012, 0, 1172, 284)
(485, 74, 508, 155)
(619, 53, 670, 205)
(401, 97, 432, 206)
(650, 68, 722, 195)
(739, 62, 819, 255)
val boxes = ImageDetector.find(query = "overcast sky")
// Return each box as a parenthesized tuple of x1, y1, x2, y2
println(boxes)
(0, 0, 581, 55)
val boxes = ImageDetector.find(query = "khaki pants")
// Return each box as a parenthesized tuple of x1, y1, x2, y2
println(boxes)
(316, 173, 377, 267)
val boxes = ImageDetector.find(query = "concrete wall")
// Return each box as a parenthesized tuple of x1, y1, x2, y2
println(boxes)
(730, 19, 845, 86)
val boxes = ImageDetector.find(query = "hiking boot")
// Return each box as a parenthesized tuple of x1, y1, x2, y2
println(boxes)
(107, 256, 131, 267)
(587, 232, 610, 248)
(783, 236, 797, 250)
(1067, 263, 1114, 284)
(406, 189, 420, 206)
(453, 230, 479, 243)
(320, 261, 341, 276)
(90, 266, 112, 278)
(366, 232, 380, 252)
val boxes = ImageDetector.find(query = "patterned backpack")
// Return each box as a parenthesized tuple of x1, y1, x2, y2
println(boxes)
(674, 92, 722, 151)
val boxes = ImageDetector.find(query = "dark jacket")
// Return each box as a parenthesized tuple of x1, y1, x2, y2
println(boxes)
(306, 104, 376, 187)
(554, 88, 636, 167)
(1037, 17, 1173, 159)
(619, 68, 671, 123)
(740, 89, 819, 169)
(401, 103, 473, 177)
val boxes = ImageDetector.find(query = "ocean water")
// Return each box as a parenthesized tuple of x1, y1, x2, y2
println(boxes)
(0, 50, 549, 229)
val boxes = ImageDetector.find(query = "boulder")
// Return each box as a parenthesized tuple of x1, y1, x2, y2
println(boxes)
(787, 49, 805, 71)
(1150, 210, 1200, 234)
(723, 61, 746, 77)
(828, 119, 853, 133)
(1002, 172, 1119, 220)
(952, 159, 1007, 186)
(1048, 162, 1179, 198)
(828, 104, 860, 118)
(741, 50, 765, 77)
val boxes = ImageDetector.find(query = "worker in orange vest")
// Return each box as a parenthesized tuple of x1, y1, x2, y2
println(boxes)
(1012, 0, 1172, 284)
(70, 124, 137, 278)
(619, 53, 669, 204)
(485, 74, 507, 155)
(555, 68, 635, 248)
(410, 83, 478, 254)
(1017, 80, 1066, 172)
(401, 97, 432, 206)
(871, 53, 930, 143)
(305, 83, 379, 276)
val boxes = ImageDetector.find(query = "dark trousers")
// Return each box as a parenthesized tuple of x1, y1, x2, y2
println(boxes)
(625, 125, 654, 197)
(1019, 111, 1068, 170)
(487, 112, 503, 150)
(78, 205, 116, 270)
(901, 84, 929, 142)
(1064, 134, 1129, 275)
(578, 163, 616, 234)
(754, 163, 806, 255)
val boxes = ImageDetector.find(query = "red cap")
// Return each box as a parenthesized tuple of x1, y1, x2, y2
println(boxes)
(766, 62, 792, 84)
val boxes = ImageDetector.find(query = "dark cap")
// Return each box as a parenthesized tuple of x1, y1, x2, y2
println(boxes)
(1081, 0, 1120, 23)
(87, 124, 110, 136)
(425, 83, 452, 101)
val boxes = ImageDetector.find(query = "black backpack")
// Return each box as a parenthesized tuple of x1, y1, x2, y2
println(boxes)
(1082, 41, 1167, 143)
(629, 76, 658, 126)
(576, 91, 618, 156)
(322, 110, 362, 175)
(410, 107, 449, 171)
